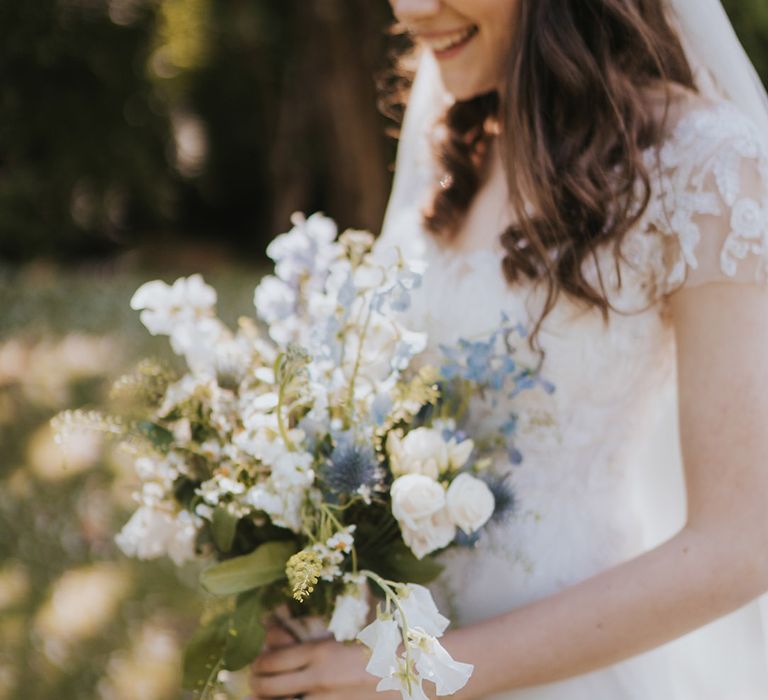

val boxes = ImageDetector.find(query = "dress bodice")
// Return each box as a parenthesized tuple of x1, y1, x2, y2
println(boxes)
(374, 80, 768, 697)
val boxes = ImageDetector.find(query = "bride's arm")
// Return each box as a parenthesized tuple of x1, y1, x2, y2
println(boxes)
(250, 281, 768, 700)
(446, 280, 768, 697)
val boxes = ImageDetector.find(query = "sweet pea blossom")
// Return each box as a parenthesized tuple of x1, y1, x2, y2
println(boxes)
(410, 630, 474, 696)
(396, 584, 449, 637)
(115, 506, 199, 566)
(356, 616, 402, 679)
(328, 581, 370, 642)
(376, 659, 431, 700)
(130, 274, 217, 336)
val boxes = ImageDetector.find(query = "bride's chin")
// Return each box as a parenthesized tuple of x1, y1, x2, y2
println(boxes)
(437, 68, 498, 102)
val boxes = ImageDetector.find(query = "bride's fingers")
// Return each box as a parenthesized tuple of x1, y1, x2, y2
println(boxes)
(253, 642, 311, 675)
(250, 668, 313, 698)
(264, 625, 296, 649)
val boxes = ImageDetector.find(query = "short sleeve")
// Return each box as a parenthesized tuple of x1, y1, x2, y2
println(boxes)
(643, 101, 768, 294)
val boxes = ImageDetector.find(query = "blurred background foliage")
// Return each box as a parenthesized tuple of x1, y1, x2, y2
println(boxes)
(0, 1, 766, 699)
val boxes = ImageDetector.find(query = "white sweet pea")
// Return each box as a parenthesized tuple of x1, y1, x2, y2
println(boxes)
(411, 630, 474, 696)
(130, 274, 217, 336)
(397, 584, 449, 637)
(376, 659, 430, 700)
(446, 473, 495, 535)
(115, 506, 199, 566)
(356, 616, 402, 679)
(328, 583, 370, 642)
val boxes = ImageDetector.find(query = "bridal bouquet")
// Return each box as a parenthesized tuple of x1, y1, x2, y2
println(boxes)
(53, 213, 552, 699)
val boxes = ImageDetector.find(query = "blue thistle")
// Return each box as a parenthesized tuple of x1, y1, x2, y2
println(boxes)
(321, 431, 381, 496)
(481, 472, 517, 523)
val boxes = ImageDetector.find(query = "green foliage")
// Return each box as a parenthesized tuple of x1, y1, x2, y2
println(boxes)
(211, 505, 239, 554)
(200, 541, 296, 596)
(182, 612, 230, 692)
(724, 0, 768, 84)
(223, 591, 267, 671)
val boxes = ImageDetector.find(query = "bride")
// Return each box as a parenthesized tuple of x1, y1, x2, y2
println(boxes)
(250, 0, 768, 698)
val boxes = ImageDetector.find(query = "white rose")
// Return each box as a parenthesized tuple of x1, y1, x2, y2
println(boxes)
(391, 474, 456, 559)
(391, 474, 446, 528)
(446, 473, 495, 535)
(401, 508, 456, 560)
(388, 428, 448, 479)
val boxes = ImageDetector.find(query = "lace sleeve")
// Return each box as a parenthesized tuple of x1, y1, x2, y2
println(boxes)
(644, 101, 768, 294)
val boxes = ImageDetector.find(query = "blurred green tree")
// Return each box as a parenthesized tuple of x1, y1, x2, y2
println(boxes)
(0, 0, 177, 262)
(723, 0, 768, 82)
(0, 0, 765, 263)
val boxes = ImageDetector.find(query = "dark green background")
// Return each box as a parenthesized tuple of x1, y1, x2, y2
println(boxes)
(0, 0, 764, 265)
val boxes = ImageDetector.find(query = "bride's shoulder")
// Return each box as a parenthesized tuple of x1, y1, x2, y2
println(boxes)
(649, 84, 767, 164)
(638, 84, 768, 293)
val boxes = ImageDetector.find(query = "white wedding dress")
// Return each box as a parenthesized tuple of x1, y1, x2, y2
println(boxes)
(374, 53, 768, 699)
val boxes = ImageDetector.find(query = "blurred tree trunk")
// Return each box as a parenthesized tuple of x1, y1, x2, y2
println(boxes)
(269, 0, 395, 235)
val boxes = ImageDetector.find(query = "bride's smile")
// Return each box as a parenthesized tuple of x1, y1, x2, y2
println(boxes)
(390, 0, 518, 99)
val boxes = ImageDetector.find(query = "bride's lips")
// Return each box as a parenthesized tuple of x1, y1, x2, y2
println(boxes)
(416, 25, 479, 61)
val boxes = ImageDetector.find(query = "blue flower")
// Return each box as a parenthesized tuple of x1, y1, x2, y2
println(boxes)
(321, 431, 381, 496)
(481, 472, 517, 523)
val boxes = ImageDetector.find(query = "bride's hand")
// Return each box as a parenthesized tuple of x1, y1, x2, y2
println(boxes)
(249, 635, 394, 700)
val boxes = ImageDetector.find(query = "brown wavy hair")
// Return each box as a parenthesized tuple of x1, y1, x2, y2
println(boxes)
(415, 0, 697, 348)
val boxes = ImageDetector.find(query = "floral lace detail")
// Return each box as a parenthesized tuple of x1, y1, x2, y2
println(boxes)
(641, 100, 768, 292)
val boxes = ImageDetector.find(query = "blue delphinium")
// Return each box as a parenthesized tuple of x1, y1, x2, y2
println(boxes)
(321, 430, 382, 498)
(438, 312, 555, 467)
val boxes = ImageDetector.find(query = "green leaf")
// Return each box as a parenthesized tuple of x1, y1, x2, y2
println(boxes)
(135, 420, 173, 450)
(377, 542, 444, 584)
(212, 506, 239, 553)
(201, 540, 296, 596)
(223, 590, 267, 671)
(182, 614, 229, 691)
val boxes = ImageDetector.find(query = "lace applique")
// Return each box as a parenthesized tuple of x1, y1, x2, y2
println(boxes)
(641, 101, 768, 293)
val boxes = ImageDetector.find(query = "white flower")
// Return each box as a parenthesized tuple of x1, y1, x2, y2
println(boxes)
(391, 474, 446, 526)
(391, 475, 456, 559)
(244, 484, 306, 532)
(271, 450, 315, 490)
(388, 428, 473, 479)
(397, 584, 449, 637)
(445, 473, 495, 535)
(326, 525, 356, 554)
(375, 659, 430, 700)
(410, 631, 474, 696)
(115, 506, 199, 566)
(329, 583, 370, 642)
(401, 509, 456, 560)
(356, 616, 402, 679)
(130, 274, 216, 336)
(253, 275, 296, 324)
